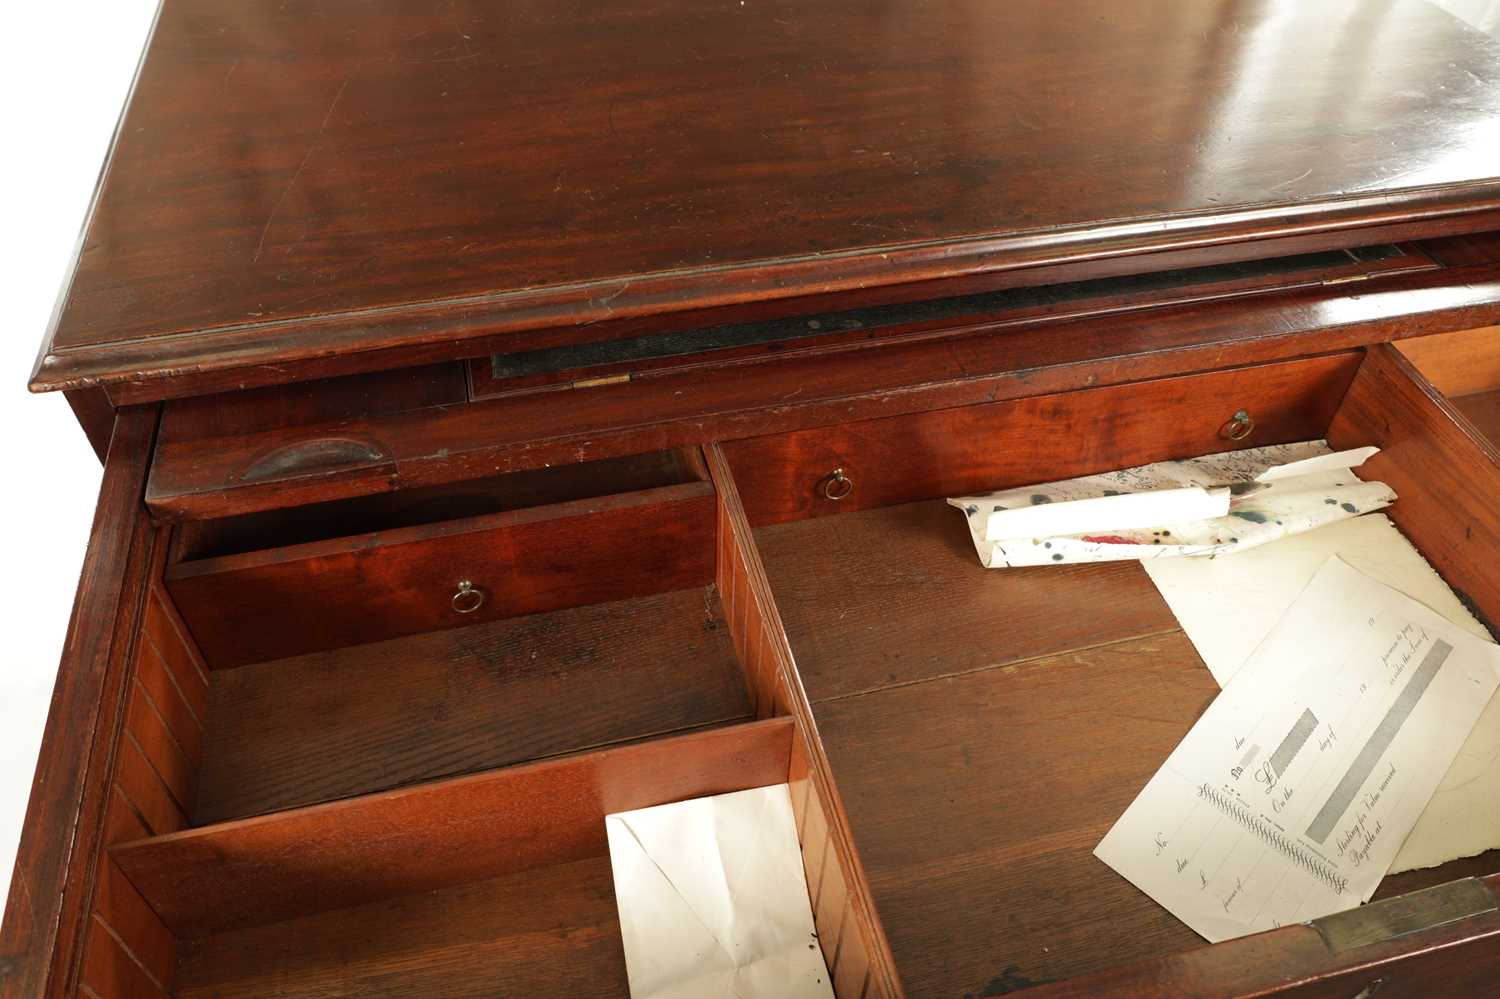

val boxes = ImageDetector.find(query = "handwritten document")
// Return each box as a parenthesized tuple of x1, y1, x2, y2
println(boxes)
(1143, 513, 1500, 873)
(1096, 557, 1500, 942)
(606, 784, 834, 999)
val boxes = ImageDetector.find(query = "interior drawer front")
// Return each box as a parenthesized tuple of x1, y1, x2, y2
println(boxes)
(165, 482, 717, 668)
(722, 351, 1363, 526)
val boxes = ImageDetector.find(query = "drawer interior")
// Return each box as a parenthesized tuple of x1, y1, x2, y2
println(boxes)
(1396, 326, 1500, 446)
(731, 346, 1500, 996)
(754, 501, 1500, 993)
(162, 444, 707, 663)
(76, 345, 1500, 999)
(174, 855, 629, 998)
(127, 720, 798, 999)
(85, 444, 892, 998)
(152, 450, 758, 824)
(191, 585, 751, 822)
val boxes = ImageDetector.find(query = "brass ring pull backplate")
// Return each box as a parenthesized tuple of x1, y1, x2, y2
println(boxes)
(1219, 409, 1255, 441)
(821, 468, 854, 501)
(452, 580, 485, 614)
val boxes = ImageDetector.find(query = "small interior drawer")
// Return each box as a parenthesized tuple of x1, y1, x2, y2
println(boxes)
(145, 448, 754, 829)
(164, 449, 712, 668)
(720, 352, 1363, 526)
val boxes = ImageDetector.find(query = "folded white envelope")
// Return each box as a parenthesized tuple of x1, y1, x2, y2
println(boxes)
(605, 784, 834, 999)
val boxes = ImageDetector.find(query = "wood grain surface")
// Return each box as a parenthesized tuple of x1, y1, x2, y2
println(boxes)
(812, 632, 1220, 995)
(754, 500, 1180, 702)
(465, 245, 1434, 399)
(194, 586, 751, 822)
(78, 544, 217, 999)
(723, 353, 1359, 525)
(112, 718, 793, 938)
(1394, 326, 1500, 397)
(175, 857, 630, 999)
(34, 0, 1500, 394)
(155, 364, 468, 445)
(1456, 388, 1500, 444)
(709, 444, 904, 996)
(169, 447, 700, 560)
(0, 409, 159, 999)
(166, 482, 716, 668)
(759, 484, 1500, 995)
(139, 257, 1500, 522)
(1023, 874, 1500, 998)
(1328, 344, 1500, 634)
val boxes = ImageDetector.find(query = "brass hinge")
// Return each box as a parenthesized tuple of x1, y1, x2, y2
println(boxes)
(1311, 878, 1498, 954)
(1322, 272, 1376, 286)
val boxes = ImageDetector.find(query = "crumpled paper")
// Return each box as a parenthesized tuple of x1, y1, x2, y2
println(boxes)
(949, 441, 1394, 567)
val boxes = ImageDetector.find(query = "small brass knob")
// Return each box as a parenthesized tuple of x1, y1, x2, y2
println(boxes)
(821, 468, 854, 501)
(451, 580, 485, 614)
(1219, 409, 1255, 441)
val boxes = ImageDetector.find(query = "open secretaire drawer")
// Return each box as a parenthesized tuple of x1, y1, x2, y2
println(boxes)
(14, 432, 894, 998)
(12, 341, 1500, 999)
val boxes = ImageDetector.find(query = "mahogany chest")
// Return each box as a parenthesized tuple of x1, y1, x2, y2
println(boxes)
(9, 1, 1500, 996)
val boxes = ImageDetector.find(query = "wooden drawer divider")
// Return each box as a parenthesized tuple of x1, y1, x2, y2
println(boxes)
(708, 443, 904, 998)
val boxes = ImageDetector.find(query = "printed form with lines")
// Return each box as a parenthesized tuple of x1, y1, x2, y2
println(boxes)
(1096, 556, 1500, 942)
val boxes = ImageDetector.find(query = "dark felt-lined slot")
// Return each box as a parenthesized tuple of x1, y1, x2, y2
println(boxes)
(476, 244, 1428, 394)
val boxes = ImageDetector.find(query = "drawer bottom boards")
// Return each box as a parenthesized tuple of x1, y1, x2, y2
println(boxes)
(175, 855, 630, 996)
(758, 499, 1500, 996)
(14, 341, 1500, 999)
(191, 586, 752, 823)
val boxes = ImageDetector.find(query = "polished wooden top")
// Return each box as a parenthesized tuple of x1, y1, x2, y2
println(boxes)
(33, 0, 1500, 393)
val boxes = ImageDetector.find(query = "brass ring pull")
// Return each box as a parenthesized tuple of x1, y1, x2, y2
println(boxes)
(452, 580, 485, 614)
(1219, 409, 1255, 442)
(821, 468, 854, 501)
